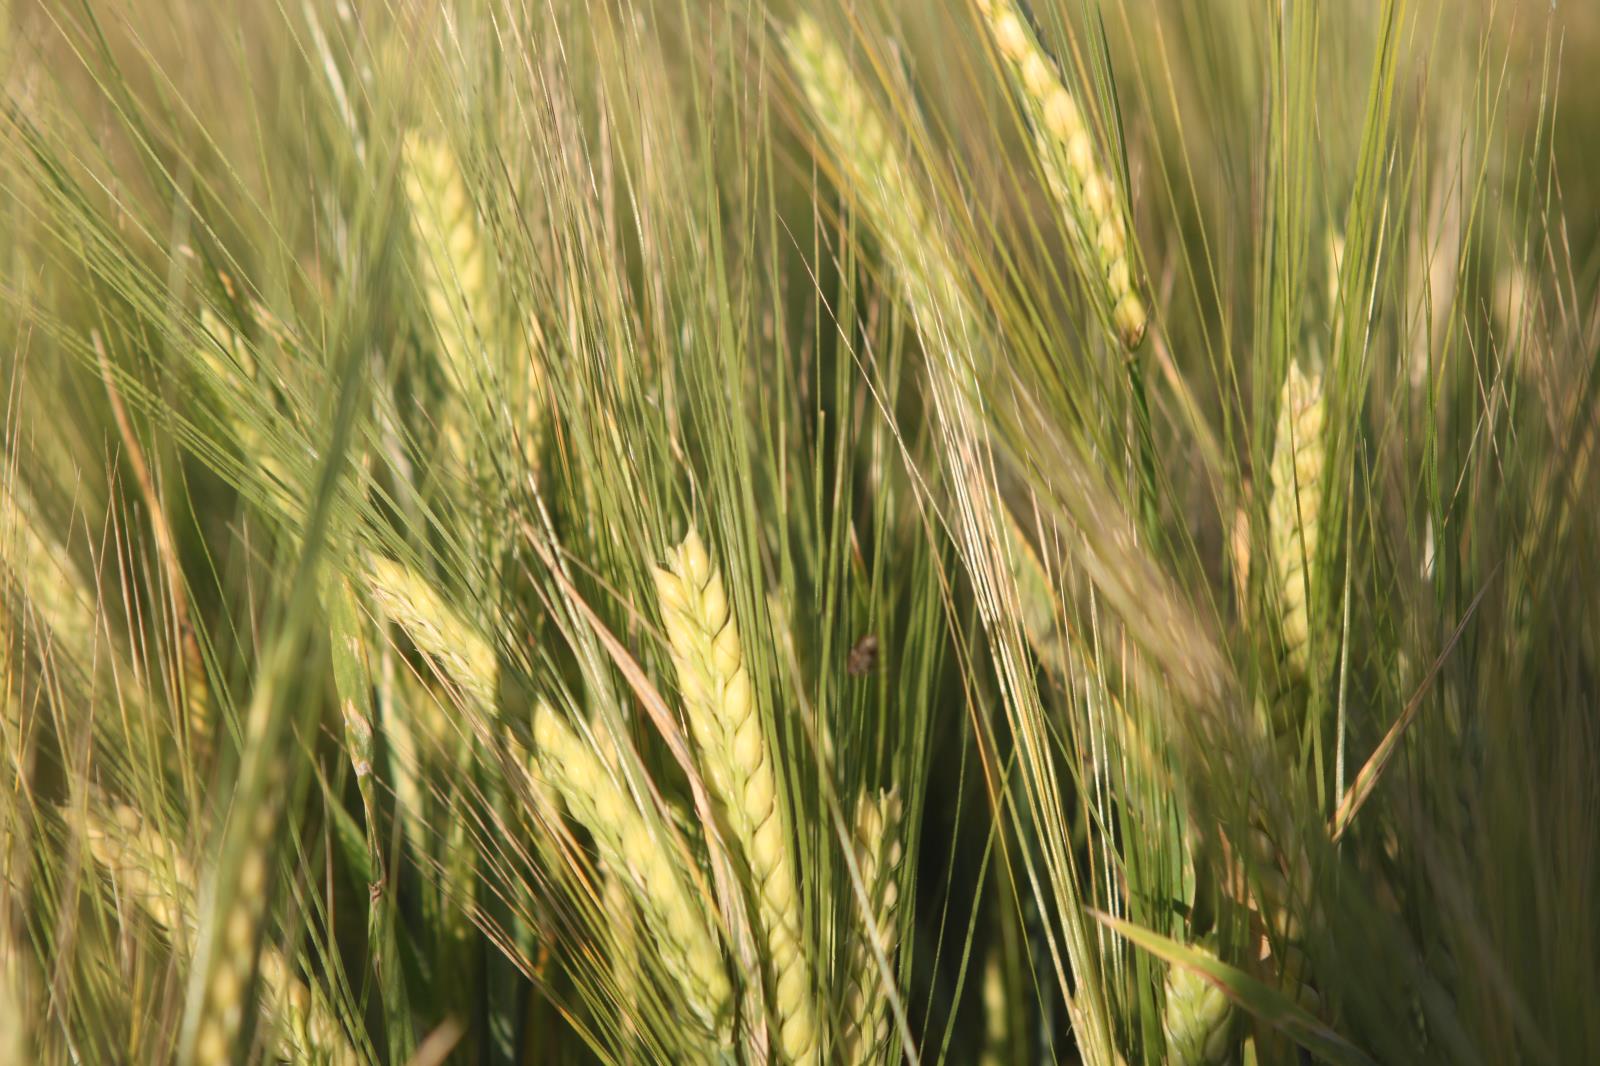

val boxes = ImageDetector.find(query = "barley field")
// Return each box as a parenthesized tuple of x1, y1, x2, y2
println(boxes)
(2, 0, 1596, 1063)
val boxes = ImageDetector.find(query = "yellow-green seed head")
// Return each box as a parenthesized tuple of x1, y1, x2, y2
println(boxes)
(1162, 951, 1235, 1066)
(1268, 362, 1326, 675)
(841, 788, 904, 1064)
(973, 0, 1148, 350)
(531, 702, 733, 1041)
(655, 528, 817, 1063)
(363, 556, 497, 711)
(402, 132, 490, 364)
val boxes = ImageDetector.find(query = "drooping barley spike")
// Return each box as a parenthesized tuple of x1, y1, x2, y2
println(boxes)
(363, 555, 498, 713)
(974, 0, 1147, 349)
(1162, 945, 1235, 1066)
(784, 17, 922, 237)
(401, 131, 494, 405)
(194, 306, 299, 522)
(1, 479, 101, 665)
(84, 803, 360, 1066)
(784, 15, 979, 362)
(997, 501, 1069, 675)
(654, 529, 817, 1064)
(530, 702, 733, 1043)
(1268, 361, 1326, 676)
(840, 788, 903, 1065)
(362, 557, 488, 954)
(191, 793, 282, 1066)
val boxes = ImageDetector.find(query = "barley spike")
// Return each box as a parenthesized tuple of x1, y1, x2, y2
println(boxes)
(974, 0, 1147, 349)
(401, 131, 493, 401)
(1162, 945, 1235, 1066)
(363, 555, 497, 712)
(84, 803, 360, 1065)
(531, 702, 733, 1043)
(655, 528, 818, 1064)
(1268, 361, 1325, 676)
(840, 788, 903, 1065)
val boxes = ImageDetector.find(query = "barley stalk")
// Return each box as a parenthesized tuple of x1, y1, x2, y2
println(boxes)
(974, 0, 1148, 350)
(0, 604, 38, 1066)
(1268, 361, 1325, 676)
(840, 788, 903, 1066)
(654, 528, 817, 1064)
(530, 701, 733, 1042)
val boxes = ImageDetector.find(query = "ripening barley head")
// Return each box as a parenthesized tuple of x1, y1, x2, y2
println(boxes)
(1268, 360, 1326, 677)
(1162, 946, 1235, 1066)
(531, 701, 734, 1045)
(840, 787, 904, 1065)
(973, 0, 1148, 350)
(654, 527, 818, 1064)
(402, 130, 494, 399)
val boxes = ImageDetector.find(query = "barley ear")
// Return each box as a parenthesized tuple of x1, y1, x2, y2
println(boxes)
(840, 788, 903, 1065)
(362, 555, 498, 713)
(1162, 944, 1236, 1066)
(194, 307, 299, 521)
(531, 702, 734, 1044)
(401, 131, 494, 403)
(191, 796, 281, 1066)
(655, 528, 818, 1064)
(2, 480, 101, 666)
(975, 0, 1147, 349)
(1230, 490, 1253, 625)
(84, 803, 360, 1065)
(997, 501, 1069, 674)
(1268, 361, 1326, 676)
(783, 16, 948, 312)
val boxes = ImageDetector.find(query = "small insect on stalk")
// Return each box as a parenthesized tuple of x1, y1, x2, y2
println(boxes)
(846, 634, 879, 677)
